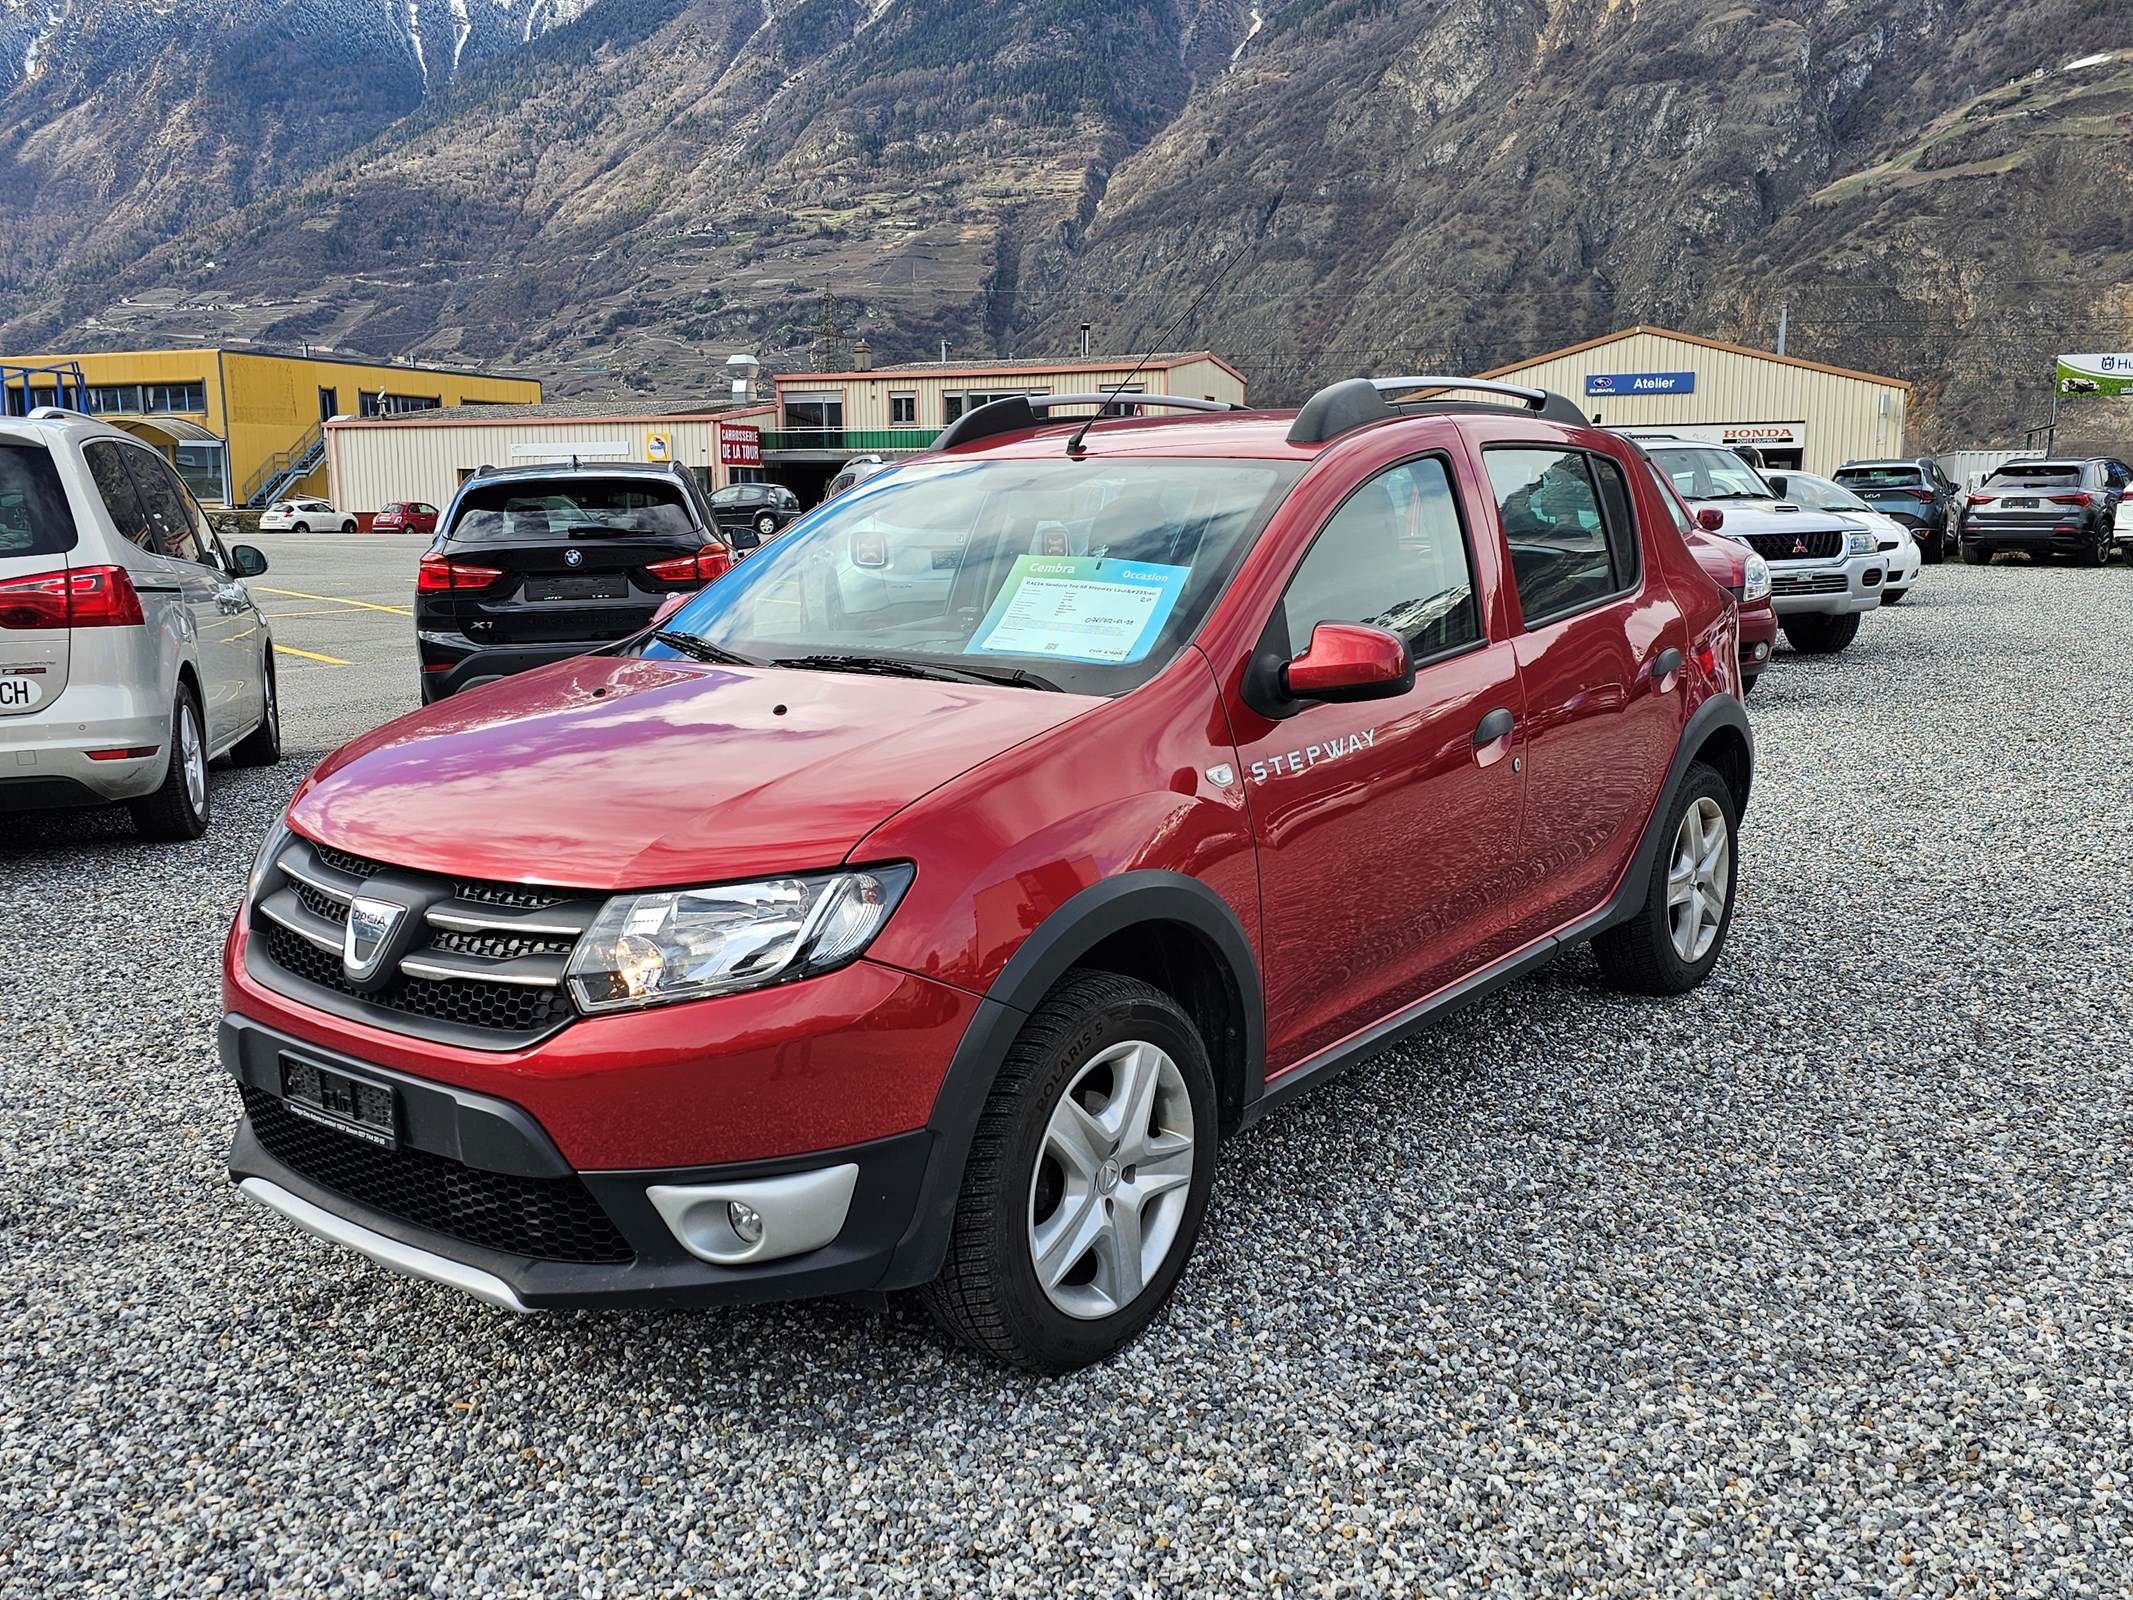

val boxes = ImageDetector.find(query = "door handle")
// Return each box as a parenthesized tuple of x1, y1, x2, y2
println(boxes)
(1653, 647, 1683, 685)
(1472, 706, 1515, 746)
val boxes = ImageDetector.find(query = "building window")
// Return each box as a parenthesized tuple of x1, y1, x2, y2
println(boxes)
(84, 382, 206, 416)
(379, 393, 441, 415)
(358, 391, 382, 417)
(173, 441, 226, 504)
(943, 388, 1047, 424)
(889, 392, 918, 425)
(783, 395, 845, 432)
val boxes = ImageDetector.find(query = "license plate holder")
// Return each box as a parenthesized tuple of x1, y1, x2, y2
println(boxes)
(2004, 497, 2038, 510)
(529, 573, 627, 602)
(279, 1054, 400, 1149)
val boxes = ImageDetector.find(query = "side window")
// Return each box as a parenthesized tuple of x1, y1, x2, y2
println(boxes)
(1280, 457, 1481, 663)
(1644, 461, 1695, 536)
(118, 447, 206, 564)
(1485, 447, 1636, 625)
(83, 441, 156, 552)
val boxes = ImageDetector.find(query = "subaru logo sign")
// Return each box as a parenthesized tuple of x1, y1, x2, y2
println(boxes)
(564, 548, 583, 567)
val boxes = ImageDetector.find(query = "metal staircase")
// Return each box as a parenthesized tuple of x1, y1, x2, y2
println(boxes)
(0, 360, 90, 415)
(240, 418, 327, 508)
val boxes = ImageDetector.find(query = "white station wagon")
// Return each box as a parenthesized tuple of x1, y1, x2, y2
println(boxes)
(0, 409, 281, 840)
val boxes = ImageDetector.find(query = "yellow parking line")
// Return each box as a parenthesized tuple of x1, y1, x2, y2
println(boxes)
(254, 585, 412, 617)
(275, 644, 350, 666)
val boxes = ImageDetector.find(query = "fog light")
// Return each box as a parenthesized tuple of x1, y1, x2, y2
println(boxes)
(728, 1201, 764, 1244)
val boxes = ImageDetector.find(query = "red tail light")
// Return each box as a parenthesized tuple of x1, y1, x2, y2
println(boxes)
(417, 553, 505, 591)
(645, 548, 734, 585)
(0, 564, 145, 629)
(2048, 493, 2094, 507)
(1966, 494, 1993, 506)
(1906, 488, 1936, 502)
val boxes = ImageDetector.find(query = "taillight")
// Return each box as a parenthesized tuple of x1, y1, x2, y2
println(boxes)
(1907, 488, 1936, 502)
(416, 553, 504, 591)
(0, 564, 144, 629)
(645, 548, 733, 584)
(2048, 493, 2094, 507)
(1967, 494, 1993, 506)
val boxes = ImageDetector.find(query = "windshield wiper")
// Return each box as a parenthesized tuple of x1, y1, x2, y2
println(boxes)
(650, 630, 767, 667)
(780, 653, 1061, 692)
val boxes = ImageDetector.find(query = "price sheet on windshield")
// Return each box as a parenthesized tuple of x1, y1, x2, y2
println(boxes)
(966, 555, 1190, 665)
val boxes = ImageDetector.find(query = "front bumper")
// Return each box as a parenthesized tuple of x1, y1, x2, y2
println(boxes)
(222, 1014, 938, 1309)
(1766, 555, 1880, 617)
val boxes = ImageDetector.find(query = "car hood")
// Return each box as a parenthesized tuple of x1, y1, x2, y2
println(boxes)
(1702, 503, 1857, 537)
(288, 655, 1097, 890)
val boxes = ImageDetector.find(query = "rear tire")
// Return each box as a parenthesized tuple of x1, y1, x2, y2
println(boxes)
(1593, 761, 1737, 996)
(1780, 611, 1861, 654)
(227, 655, 282, 767)
(1921, 530, 1945, 565)
(129, 686, 210, 841)
(755, 512, 779, 540)
(1962, 542, 1993, 565)
(291, 521, 310, 535)
(922, 970, 1217, 1373)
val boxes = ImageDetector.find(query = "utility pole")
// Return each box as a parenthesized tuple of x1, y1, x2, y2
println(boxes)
(1775, 304, 1789, 356)
(813, 293, 848, 373)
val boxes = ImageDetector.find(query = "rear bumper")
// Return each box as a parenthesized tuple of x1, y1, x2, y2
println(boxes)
(0, 704, 171, 807)
(1964, 520, 2100, 553)
(221, 1013, 942, 1310)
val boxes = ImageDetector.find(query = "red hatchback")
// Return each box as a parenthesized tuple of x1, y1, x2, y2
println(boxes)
(222, 378, 1752, 1371)
(370, 500, 438, 536)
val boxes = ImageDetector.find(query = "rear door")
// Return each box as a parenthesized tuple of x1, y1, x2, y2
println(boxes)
(0, 438, 83, 720)
(1478, 439, 1687, 939)
(1240, 453, 1528, 1071)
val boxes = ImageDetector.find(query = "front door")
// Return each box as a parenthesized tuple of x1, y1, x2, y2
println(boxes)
(1478, 442, 1686, 939)
(121, 444, 258, 745)
(1238, 454, 1528, 1074)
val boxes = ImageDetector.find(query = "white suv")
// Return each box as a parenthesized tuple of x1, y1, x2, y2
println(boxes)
(258, 497, 355, 534)
(0, 409, 281, 839)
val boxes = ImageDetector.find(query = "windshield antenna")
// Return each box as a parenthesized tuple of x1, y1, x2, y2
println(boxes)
(1064, 217, 1269, 458)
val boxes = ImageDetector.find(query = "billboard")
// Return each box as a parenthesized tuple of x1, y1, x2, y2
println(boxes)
(2057, 354, 2133, 397)
(719, 423, 762, 467)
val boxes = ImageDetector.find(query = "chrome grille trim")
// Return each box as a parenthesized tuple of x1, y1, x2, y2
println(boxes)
(399, 951, 572, 988)
(257, 886, 345, 953)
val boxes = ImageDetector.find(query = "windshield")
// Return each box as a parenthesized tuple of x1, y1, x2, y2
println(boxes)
(644, 455, 1303, 695)
(447, 479, 696, 543)
(1647, 446, 1772, 502)
(1781, 474, 1871, 513)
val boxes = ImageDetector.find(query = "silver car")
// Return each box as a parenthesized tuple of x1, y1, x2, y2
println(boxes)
(0, 409, 280, 840)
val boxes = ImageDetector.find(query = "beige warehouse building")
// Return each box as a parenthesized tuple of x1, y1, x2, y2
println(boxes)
(1482, 327, 1911, 476)
(325, 401, 778, 515)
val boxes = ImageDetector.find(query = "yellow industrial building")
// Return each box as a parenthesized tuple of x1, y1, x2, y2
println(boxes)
(0, 347, 539, 505)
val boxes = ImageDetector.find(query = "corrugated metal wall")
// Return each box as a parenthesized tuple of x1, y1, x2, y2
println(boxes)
(327, 416, 733, 513)
(1487, 332, 1909, 476)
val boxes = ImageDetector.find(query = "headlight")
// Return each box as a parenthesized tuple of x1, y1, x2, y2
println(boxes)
(566, 865, 913, 1013)
(1741, 553, 1771, 603)
(1847, 527, 1875, 555)
(246, 818, 292, 904)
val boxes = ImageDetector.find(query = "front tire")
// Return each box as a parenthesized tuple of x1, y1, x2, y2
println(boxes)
(129, 685, 210, 841)
(341, 519, 358, 535)
(1780, 611, 1861, 654)
(922, 971, 1217, 1373)
(1593, 762, 1737, 996)
(227, 655, 282, 767)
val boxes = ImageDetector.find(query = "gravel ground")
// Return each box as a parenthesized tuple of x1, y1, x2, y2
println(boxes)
(5, 556, 2132, 1597)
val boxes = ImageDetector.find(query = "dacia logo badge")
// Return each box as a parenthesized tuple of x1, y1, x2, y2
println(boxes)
(564, 548, 583, 567)
(344, 895, 408, 983)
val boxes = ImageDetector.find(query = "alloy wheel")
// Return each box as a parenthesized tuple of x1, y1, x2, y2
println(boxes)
(1666, 796, 1729, 963)
(179, 701, 206, 815)
(1027, 1039, 1197, 1320)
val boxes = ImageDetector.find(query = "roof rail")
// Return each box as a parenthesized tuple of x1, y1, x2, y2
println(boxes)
(1286, 375, 1587, 446)
(933, 392, 1248, 452)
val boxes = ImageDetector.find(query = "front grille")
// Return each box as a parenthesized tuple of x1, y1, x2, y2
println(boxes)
(263, 925, 576, 1033)
(251, 837, 597, 1044)
(1772, 573, 1850, 596)
(242, 1087, 633, 1264)
(1742, 528, 1845, 562)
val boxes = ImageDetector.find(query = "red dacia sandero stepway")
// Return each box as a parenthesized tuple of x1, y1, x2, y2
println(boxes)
(223, 377, 1751, 1371)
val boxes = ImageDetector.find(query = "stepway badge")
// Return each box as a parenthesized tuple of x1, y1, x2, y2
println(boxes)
(1585, 371, 1696, 396)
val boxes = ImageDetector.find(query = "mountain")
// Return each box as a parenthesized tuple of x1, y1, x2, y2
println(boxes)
(0, 0, 2124, 450)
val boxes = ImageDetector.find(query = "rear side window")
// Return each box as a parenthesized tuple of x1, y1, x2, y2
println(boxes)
(1281, 457, 1480, 662)
(448, 479, 697, 543)
(1486, 447, 1639, 625)
(84, 441, 155, 552)
(0, 440, 79, 558)
(119, 447, 207, 564)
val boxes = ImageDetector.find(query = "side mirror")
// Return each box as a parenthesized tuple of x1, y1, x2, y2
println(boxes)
(1282, 622, 1413, 704)
(230, 544, 268, 577)
(1765, 474, 1790, 499)
(1694, 507, 1725, 532)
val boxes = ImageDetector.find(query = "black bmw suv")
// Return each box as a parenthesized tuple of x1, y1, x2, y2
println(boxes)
(415, 462, 735, 702)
